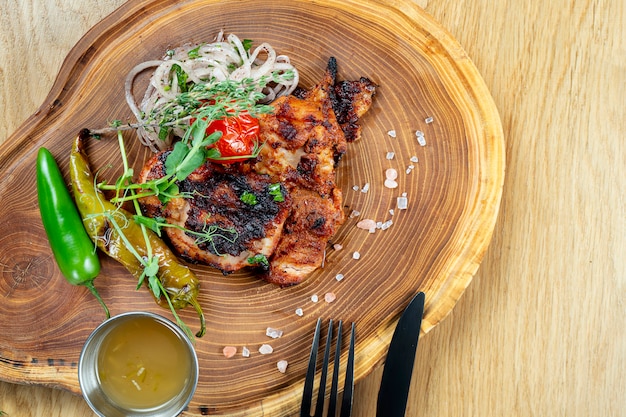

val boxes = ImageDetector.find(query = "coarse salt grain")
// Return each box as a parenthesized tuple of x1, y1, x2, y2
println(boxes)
(410, 156, 419, 163)
(223, 346, 237, 358)
(353, 251, 361, 260)
(386, 152, 395, 160)
(333, 243, 343, 251)
(387, 130, 397, 138)
(405, 168, 412, 174)
(335, 273, 344, 282)
(295, 308, 304, 317)
(425, 116, 434, 123)
(242, 346, 250, 357)
(259, 344, 274, 355)
(397, 196, 408, 210)
(325, 292, 337, 303)
(277, 360, 289, 373)
(385, 168, 398, 180)
(381, 220, 393, 230)
(361, 183, 370, 193)
(266, 327, 284, 339)
(349, 210, 360, 218)
(389, 209, 395, 216)
(417, 135, 427, 147)
(352, 185, 359, 191)
(311, 294, 319, 303)
(384, 179, 399, 189)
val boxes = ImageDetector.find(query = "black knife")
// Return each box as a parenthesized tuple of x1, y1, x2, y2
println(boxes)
(376, 291, 425, 416)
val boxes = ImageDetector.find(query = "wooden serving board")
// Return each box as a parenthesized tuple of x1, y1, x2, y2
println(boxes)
(0, 0, 504, 415)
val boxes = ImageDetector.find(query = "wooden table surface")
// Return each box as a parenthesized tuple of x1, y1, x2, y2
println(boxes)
(0, 0, 623, 416)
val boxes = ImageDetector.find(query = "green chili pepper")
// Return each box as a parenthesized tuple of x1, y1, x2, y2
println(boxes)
(36, 147, 109, 318)
(69, 131, 206, 337)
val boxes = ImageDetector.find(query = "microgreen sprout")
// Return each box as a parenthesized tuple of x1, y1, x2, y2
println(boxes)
(85, 73, 295, 340)
(85, 202, 196, 341)
(134, 214, 238, 256)
(145, 73, 290, 144)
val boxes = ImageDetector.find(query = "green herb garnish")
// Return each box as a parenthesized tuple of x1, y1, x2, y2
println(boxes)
(242, 39, 254, 52)
(240, 191, 258, 205)
(248, 254, 269, 267)
(187, 44, 203, 59)
(268, 183, 285, 202)
(171, 64, 189, 93)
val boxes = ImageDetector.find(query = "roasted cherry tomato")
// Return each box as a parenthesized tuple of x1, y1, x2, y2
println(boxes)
(206, 112, 260, 164)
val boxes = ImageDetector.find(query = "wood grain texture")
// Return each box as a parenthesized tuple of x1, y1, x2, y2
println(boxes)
(1, 1, 624, 417)
(0, 0, 503, 415)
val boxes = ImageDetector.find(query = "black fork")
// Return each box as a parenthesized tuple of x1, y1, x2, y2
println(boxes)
(300, 318, 356, 417)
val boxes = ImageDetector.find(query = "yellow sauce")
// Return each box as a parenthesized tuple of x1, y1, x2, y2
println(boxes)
(97, 316, 192, 410)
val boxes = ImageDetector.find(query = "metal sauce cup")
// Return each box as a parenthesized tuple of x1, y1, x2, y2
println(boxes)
(78, 312, 198, 417)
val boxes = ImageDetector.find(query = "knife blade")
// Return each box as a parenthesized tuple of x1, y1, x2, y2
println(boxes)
(376, 291, 425, 417)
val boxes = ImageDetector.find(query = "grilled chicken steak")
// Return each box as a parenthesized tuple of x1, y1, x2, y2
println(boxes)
(138, 58, 376, 285)
(138, 155, 291, 272)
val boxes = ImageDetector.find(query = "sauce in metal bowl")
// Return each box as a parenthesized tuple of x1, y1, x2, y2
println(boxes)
(79, 312, 198, 417)
(97, 315, 192, 409)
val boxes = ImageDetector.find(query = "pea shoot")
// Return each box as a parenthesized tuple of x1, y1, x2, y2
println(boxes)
(71, 133, 207, 339)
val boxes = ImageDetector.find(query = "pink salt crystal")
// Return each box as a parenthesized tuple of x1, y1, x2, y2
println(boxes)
(223, 346, 237, 358)
(356, 219, 377, 230)
(333, 243, 343, 251)
(325, 292, 337, 303)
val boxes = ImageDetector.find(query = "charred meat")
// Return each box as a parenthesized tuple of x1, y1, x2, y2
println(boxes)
(137, 57, 376, 285)
(138, 153, 291, 273)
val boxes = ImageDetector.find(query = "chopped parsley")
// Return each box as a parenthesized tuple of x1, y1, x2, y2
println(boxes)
(242, 39, 254, 52)
(268, 183, 284, 202)
(240, 191, 258, 205)
(248, 254, 269, 267)
(187, 44, 203, 59)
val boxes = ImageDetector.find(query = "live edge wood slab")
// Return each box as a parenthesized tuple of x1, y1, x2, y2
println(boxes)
(0, 0, 503, 415)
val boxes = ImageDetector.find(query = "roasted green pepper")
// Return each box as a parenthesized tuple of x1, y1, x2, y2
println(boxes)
(69, 130, 206, 337)
(36, 147, 109, 318)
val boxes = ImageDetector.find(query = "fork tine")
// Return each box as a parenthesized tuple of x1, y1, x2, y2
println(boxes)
(301, 320, 355, 417)
(327, 320, 344, 416)
(314, 319, 334, 417)
(301, 318, 322, 417)
(340, 323, 356, 417)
